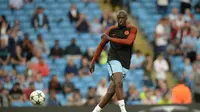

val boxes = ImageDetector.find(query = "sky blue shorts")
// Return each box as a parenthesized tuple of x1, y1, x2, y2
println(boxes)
(107, 60, 128, 77)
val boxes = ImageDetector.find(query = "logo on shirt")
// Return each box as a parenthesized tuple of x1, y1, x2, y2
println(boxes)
(124, 30, 129, 35)
(112, 34, 116, 36)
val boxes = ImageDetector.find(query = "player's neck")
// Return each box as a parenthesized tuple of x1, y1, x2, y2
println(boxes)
(118, 25, 126, 28)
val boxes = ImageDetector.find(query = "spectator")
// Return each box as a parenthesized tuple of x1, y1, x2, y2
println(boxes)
(0, 15, 10, 36)
(18, 33, 34, 61)
(172, 79, 192, 104)
(194, 0, 200, 13)
(175, 14, 185, 29)
(32, 57, 50, 77)
(48, 75, 62, 93)
(0, 88, 9, 107)
(0, 39, 10, 65)
(90, 17, 102, 34)
(63, 73, 75, 95)
(184, 58, 193, 74)
(30, 48, 42, 63)
(75, 13, 90, 33)
(82, 0, 97, 5)
(167, 38, 180, 55)
(168, 7, 179, 22)
(80, 57, 90, 75)
(10, 45, 26, 67)
(153, 53, 169, 81)
(47, 89, 60, 106)
(99, 48, 108, 64)
(24, 0, 33, 4)
(143, 54, 153, 75)
(96, 78, 108, 99)
(103, 0, 109, 4)
(180, 0, 191, 14)
(183, 8, 194, 22)
(156, 0, 169, 15)
(159, 93, 171, 104)
(86, 87, 98, 105)
(154, 88, 162, 102)
(16, 75, 28, 89)
(9, 83, 23, 104)
(0, 34, 8, 47)
(180, 21, 191, 39)
(154, 18, 168, 57)
(31, 7, 49, 30)
(11, 20, 23, 39)
(78, 68, 85, 77)
(126, 84, 141, 103)
(143, 54, 154, 87)
(83, 48, 94, 62)
(182, 58, 193, 85)
(9, 0, 24, 11)
(50, 40, 63, 58)
(157, 80, 169, 94)
(68, 4, 80, 23)
(195, 21, 200, 36)
(8, 27, 21, 55)
(24, 62, 36, 77)
(23, 82, 35, 100)
(67, 89, 86, 106)
(34, 34, 50, 55)
(100, 12, 116, 30)
(130, 50, 145, 70)
(64, 38, 81, 56)
(142, 89, 156, 104)
(110, 0, 123, 12)
(34, 74, 45, 90)
(192, 63, 200, 103)
(64, 58, 78, 75)
(0, 70, 8, 79)
(181, 28, 197, 62)
(140, 86, 149, 102)
(3, 76, 13, 90)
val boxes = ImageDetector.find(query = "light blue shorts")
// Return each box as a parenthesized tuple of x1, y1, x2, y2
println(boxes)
(107, 60, 128, 77)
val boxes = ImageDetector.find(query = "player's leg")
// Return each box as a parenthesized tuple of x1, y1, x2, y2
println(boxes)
(92, 80, 115, 112)
(108, 60, 127, 112)
(99, 80, 115, 108)
(112, 72, 127, 112)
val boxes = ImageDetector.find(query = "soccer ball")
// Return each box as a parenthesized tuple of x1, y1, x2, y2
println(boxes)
(30, 90, 45, 105)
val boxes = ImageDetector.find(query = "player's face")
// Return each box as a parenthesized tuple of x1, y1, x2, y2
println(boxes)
(117, 13, 127, 26)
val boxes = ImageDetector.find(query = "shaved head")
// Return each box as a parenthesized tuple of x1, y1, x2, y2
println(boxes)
(116, 10, 128, 26)
(117, 10, 127, 17)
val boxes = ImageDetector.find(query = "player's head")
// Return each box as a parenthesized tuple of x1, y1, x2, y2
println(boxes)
(117, 10, 128, 27)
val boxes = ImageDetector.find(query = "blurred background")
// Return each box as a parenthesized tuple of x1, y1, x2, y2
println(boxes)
(0, 0, 200, 108)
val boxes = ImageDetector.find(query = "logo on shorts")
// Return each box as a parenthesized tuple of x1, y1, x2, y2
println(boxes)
(124, 30, 129, 35)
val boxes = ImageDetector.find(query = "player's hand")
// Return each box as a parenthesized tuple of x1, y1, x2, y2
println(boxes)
(90, 63, 95, 73)
(101, 34, 111, 41)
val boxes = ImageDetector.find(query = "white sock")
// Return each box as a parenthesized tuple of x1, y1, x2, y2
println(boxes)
(118, 100, 127, 112)
(92, 105, 102, 112)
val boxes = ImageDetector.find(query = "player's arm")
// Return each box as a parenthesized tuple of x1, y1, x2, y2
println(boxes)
(91, 39, 108, 65)
(91, 26, 114, 65)
(90, 26, 114, 72)
(106, 26, 137, 46)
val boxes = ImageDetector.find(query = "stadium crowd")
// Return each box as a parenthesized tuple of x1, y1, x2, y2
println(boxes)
(0, 0, 199, 107)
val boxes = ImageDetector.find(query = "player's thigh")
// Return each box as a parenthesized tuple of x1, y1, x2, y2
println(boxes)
(107, 60, 123, 77)
(107, 80, 115, 94)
